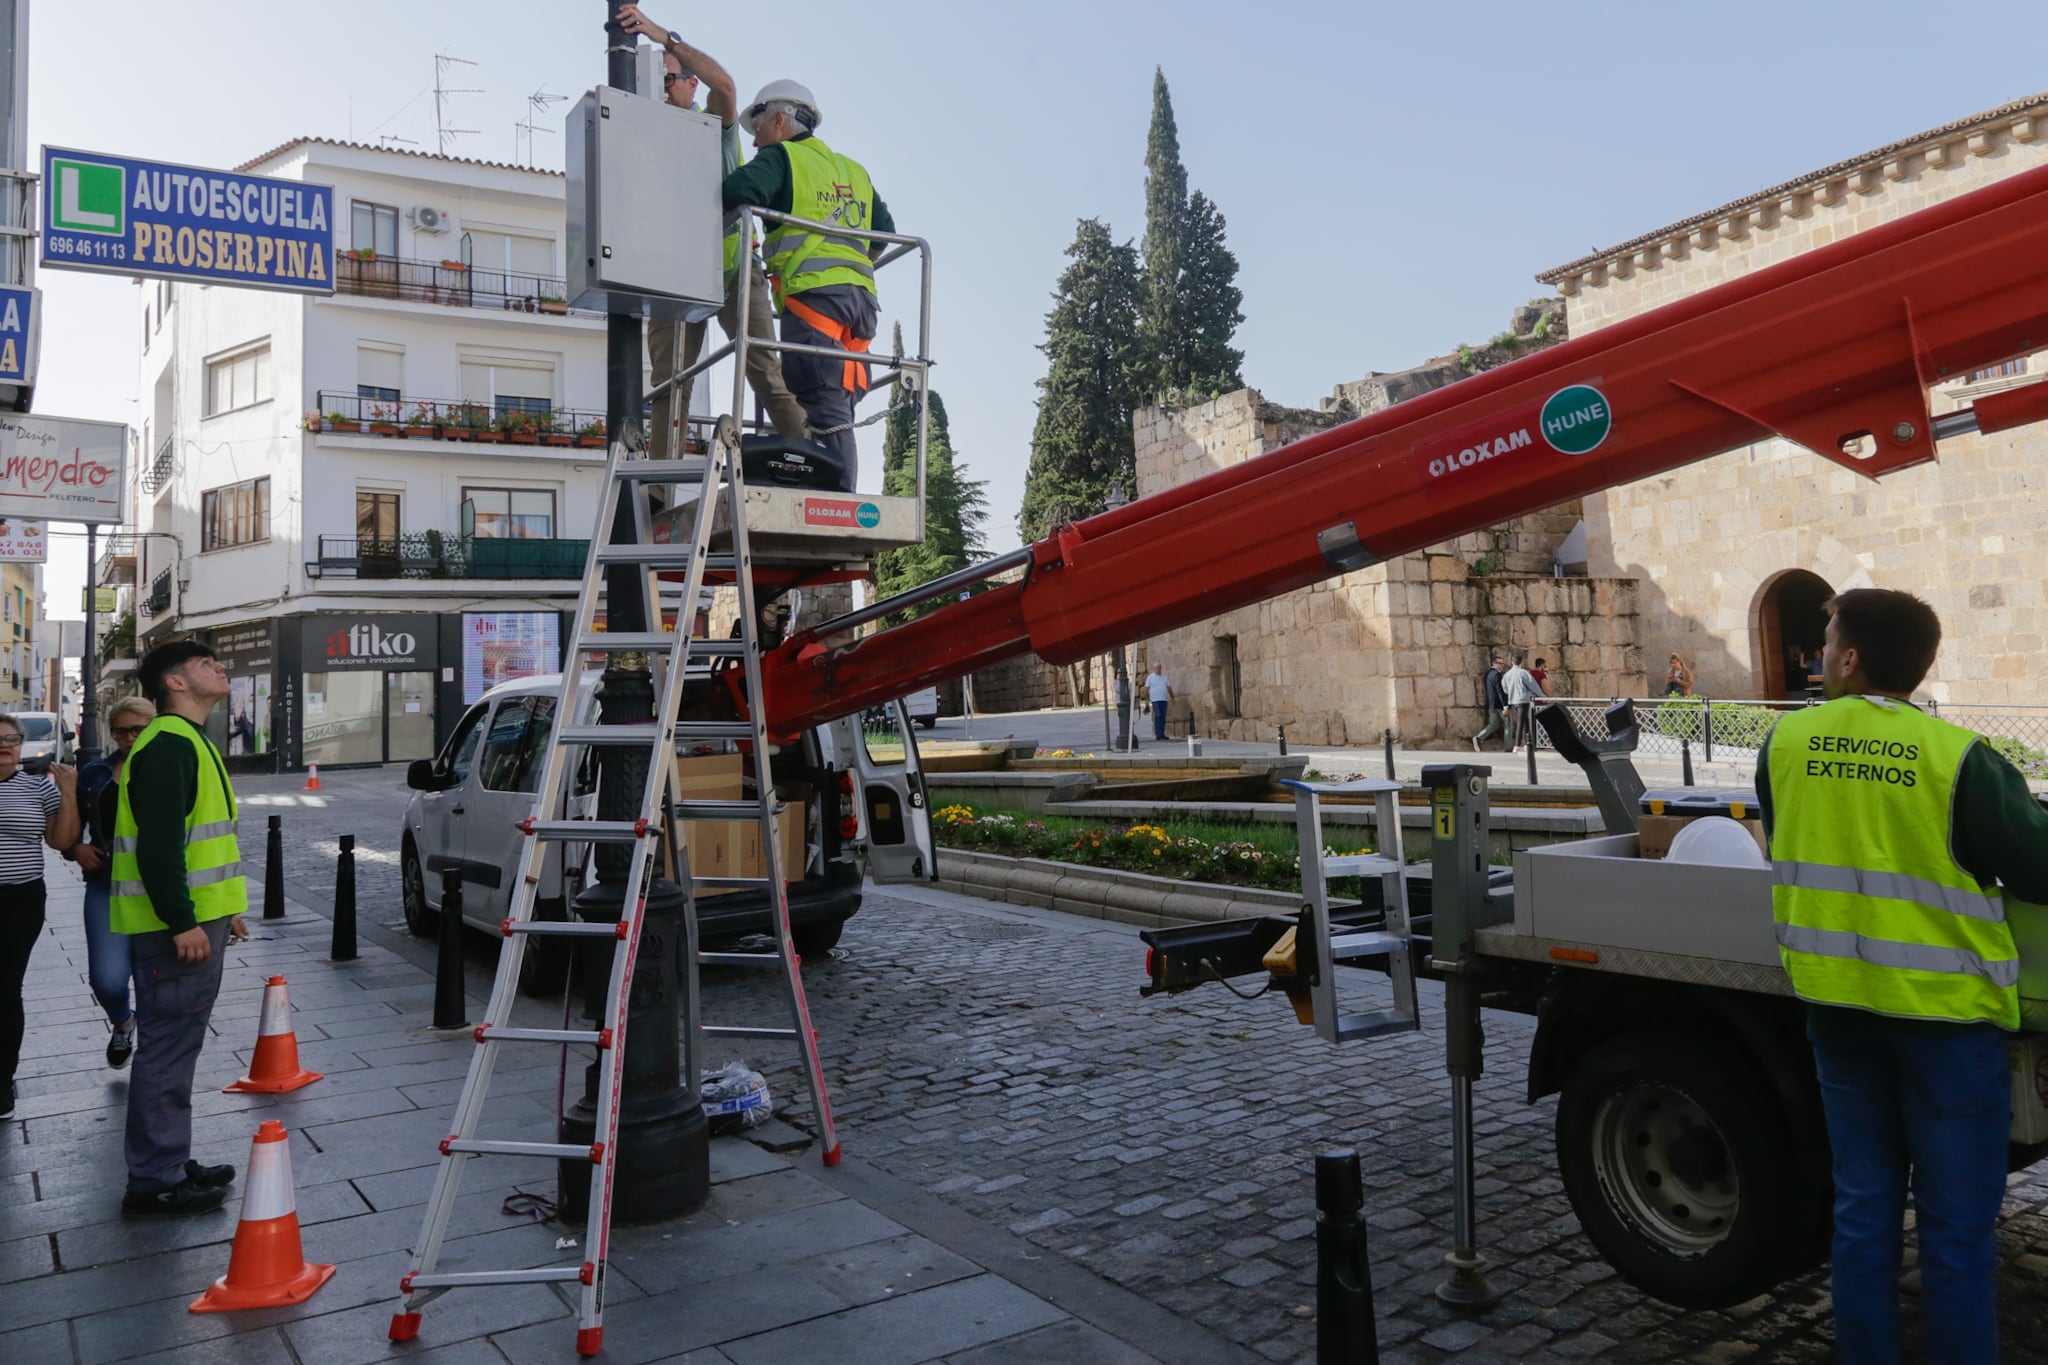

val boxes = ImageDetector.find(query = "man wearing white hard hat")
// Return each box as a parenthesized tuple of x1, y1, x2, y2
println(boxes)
(722, 77, 894, 485)
(618, 5, 811, 458)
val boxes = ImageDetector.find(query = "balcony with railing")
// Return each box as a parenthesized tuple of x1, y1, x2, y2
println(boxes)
(306, 391, 609, 449)
(332, 251, 602, 319)
(311, 533, 590, 581)
(97, 533, 139, 586)
(145, 567, 173, 617)
(141, 438, 176, 498)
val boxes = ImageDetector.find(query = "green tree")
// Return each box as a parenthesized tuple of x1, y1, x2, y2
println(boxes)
(873, 330, 989, 622)
(1138, 70, 1245, 398)
(1018, 218, 1144, 542)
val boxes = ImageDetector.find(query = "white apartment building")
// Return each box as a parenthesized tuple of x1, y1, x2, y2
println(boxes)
(106, 138, 639, 772)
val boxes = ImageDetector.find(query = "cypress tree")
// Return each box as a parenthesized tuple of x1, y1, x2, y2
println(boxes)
(1139, 67, 1187, 397)
(1174, 190, 1244, 394)
(1139, 70, 1245, 398)
(1018, 218, 1144, 542)
(873, 324, 987, 622)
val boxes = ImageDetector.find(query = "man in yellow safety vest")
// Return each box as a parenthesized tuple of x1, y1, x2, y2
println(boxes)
(1760, 588, 2048, 1362)
(618, 5, 810, 460)
(722, 78, 895, 486)
(111, 640, 250, 1217)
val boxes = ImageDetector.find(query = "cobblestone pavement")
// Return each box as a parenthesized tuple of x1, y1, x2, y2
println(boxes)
(238, 766, 2048, 1363)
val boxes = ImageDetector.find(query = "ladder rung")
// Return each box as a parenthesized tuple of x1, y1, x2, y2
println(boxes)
(1330, 930, 1407, 961)
(699, 951, 784, 967)
(1323, 854, 1403, 877)
(592, 544, 737, 570)
(558, 724, 665, 746)
(691, 875, 773, 890)
(613, 459, 710, 483)
(474, 1025, 609, 1047)
(575, 632, 683, 652)
(403, 1266, 589, 1291)
(689, 639, 747, 659)
(440, 1136, 605, 1162)
(1332, 1012, 1421, 1042)
(675, 800, 769, 821)
(504, 918, 627, 939)
(519, 818, 652, 842)
(705, 1024, 799, 1040)
(676, 721, 754, 740)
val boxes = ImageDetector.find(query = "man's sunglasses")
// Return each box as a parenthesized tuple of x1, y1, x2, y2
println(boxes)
(663, 71, 696, 87)
(112, 726, 148, 738)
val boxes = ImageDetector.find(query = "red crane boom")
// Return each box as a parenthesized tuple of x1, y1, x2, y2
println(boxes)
(758, 158, 2048, 739)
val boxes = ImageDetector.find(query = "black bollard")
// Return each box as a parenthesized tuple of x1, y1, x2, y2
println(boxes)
(434, 869, 468, 1029)
(1277, 725, 1287, 757)
(1681, 739, 1695, 787)
(263, 815, 285, 920)
(1525, 709, 1538, 786)
(330, 834, 358, 962)
(1316, 1150, 1381, 1364)
(1383, 729, 1395, 781)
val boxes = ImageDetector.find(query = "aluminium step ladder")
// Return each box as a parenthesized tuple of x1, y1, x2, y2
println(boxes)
(388, 412, 839, 1358)
(1280, 777, 1420, 1042)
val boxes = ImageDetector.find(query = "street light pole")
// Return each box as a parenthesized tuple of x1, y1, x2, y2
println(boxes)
(1103, 483, 1133, 753)
(79, 523, 99, 761)
(558, 0, 708, 1224)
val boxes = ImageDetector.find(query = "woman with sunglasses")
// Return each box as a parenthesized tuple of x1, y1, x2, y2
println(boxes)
(0, 711, 79, 1120)
(69, 698, 156, 1070)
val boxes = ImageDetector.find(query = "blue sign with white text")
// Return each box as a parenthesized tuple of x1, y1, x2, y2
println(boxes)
(0, 287, 33, 385)
(40, 145, 335, 294)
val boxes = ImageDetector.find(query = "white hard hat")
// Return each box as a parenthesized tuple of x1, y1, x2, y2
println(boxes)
(744, 79, 821, 134)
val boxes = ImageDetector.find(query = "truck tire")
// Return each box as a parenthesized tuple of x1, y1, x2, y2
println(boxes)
(1556, 1031, 1824, 1308)
(790, 916, 846, 957)
(401, 842, 438, 938)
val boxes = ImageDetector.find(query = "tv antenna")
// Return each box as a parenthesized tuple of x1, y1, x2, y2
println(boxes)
(515, 89, 567, 167)
(380, 133, 420, 150)
(433, 51, 482, 155)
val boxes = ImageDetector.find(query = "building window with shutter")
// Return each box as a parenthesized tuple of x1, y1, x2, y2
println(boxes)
(203, 343, 272, 417)
(351, 201, 399, 258)
(463, 488, 555, 539)
(459, 355, 557, 417)
(202, 476, 271, 550)
(357, 344, 404, 406)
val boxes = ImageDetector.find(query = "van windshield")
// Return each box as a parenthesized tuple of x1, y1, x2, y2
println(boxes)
(17, 716, 53, 740)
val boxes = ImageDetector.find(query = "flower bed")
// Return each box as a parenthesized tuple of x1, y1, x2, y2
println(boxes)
(933, 802, 1381, 893)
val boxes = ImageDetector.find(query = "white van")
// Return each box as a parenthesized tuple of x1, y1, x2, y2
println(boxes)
(12, 711, 69, 771)
(399, 671, 936, 994)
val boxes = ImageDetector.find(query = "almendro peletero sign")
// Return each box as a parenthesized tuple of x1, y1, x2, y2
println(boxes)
(40, 145, 335, 294)
(0, 413, 127, 524)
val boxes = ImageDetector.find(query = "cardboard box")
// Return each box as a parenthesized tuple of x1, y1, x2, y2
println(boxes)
(1635, 813, 1766, 860)
(673, 754, 805, 894)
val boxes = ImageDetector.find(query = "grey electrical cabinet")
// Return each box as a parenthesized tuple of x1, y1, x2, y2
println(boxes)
(566, 85, 722, 318)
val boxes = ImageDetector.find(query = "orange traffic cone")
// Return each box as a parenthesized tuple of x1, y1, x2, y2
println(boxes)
(303, 763, 321, 792)
(190, 1120, 336, 1313)
(224, 976, 323, 1094)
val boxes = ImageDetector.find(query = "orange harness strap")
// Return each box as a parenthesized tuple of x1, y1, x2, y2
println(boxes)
(781, 293, 872, 393)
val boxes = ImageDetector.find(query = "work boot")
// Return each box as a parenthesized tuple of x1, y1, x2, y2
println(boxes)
(105, 1021, 135, 1070)
(185, 1158, 237, 1188)
(123, 1177, 229, 1217)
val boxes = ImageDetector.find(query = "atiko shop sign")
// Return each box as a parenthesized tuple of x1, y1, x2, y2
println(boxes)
(315, 614, 437, 671)
(40, 146, 335, 295)
(0, 413, 127, 524)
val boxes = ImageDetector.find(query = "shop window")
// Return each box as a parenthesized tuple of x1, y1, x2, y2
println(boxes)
(351, 200, 399, 258)
(204, 343, 271, 417)
(463, 488, 555, 539)
(202, 477, 271, 550)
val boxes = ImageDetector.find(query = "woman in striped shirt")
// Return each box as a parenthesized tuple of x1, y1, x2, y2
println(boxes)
(1, 712, 80, 1120)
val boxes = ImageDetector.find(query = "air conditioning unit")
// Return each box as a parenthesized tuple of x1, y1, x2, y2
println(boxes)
(410, 205, 451, 234)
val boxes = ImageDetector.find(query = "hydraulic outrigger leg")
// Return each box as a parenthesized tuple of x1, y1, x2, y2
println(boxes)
(1423, 764, 1503, 1310)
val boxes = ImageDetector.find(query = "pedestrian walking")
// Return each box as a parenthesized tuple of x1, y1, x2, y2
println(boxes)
(1145, 664, 1174, 742)
(0, 712, 79, 1119)
(1529, 657, 1550, 695)
(1471, 656, 1508, 751)
(1500, 655, 1538, 750)
(1760, 588, 2048, 1364)
(113, 641, 251, 1215)
(68, 697, 156, 1070)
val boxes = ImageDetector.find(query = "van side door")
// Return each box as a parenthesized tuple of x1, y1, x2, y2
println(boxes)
(458, 694, 557, 923)
(841, 699, 936, 883)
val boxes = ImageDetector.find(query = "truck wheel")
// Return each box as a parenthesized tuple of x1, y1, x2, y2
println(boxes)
(401, 843, 438, 938)
(517, 941, 572, 998)
(1556, 1031, 1820, 1308)
(790, 917, 846, 957)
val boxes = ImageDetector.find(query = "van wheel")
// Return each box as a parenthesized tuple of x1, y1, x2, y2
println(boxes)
(790, 917, 846, 957)
(1556, 1031, 1823, 1309)
(517, 941, 572, 998)
(401, 844, 438, 938)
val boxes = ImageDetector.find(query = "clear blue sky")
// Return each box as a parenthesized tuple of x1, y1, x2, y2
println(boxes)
(26, 0, 2048, 619)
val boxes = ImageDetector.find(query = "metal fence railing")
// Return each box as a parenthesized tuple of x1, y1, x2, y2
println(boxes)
(1530, 696, 2048, 778)
(313, 533, 590, 581)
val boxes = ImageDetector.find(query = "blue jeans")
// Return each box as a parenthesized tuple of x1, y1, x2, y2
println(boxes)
(1811, 1023, 2011, 1365)
(81, 881, 134, 1028)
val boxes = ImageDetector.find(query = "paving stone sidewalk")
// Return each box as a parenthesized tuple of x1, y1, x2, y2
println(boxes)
(0, 852, 1244, 1365)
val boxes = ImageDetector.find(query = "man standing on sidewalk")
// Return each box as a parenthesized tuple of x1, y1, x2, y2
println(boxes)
(1145, 664, 1174, 743)
(111, 641, 250, 1216)
(1500, 654, 1538, 751)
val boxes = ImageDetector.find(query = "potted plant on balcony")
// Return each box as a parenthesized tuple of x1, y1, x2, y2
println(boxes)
(302, 409, 325, 433)
(326, 409, 360, 434)
(366, 403, 400, 438)
(538, 294, 568, 316)
(343, 247, 377, 262)
(439, 258, 467, 272)
(404, 403, 438, 438)
(576, 418, 608, 448)
(500, 410, 539, 445)
(538, 411, 574, 447)
(455, 401, 496, 443)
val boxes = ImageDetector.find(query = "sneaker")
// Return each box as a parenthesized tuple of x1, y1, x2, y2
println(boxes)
(1470, 737, 1483, 752)
(106, 1023, 135, 1070)
(122, 1177, 229, 1217)
(185, 1159, 236, 1188)
(0, 1083, 13, 1120)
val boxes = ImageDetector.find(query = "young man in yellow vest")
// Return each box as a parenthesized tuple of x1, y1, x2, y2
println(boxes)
(112, 640, 250, 1216)
(1760, 588, 2048, 1362)
(619, 5, 811, 459)
(723, 78, 895, 487)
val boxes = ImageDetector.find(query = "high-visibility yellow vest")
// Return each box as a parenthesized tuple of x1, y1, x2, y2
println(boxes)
(110, 714, 246, 933)
(1768, 696, 2017, 1029)
(762, 135, 877, 307)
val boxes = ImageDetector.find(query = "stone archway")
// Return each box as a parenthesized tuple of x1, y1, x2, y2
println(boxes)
(1753, 569, 1834, 699)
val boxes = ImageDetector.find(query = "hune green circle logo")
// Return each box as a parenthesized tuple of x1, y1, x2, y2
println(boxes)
(1539, 384, 1611, 455)
(856, 502, 880, 528)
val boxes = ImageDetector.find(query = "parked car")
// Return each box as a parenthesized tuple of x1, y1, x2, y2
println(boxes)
(863, 687, 939, 732)
(12, 711, 70, 772)
(399, 671, 936, 995)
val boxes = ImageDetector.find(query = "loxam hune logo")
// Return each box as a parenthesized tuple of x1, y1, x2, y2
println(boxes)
(1539, 384, 1612, 455)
